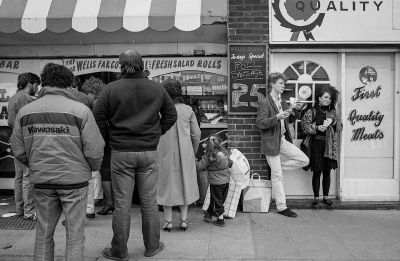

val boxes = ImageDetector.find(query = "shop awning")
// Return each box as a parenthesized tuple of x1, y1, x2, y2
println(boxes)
(0, 0, 226, 34)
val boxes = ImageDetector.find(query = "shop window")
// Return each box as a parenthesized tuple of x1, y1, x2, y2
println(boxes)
(282, 60, 331, 140)
(151, 70, 228, 128)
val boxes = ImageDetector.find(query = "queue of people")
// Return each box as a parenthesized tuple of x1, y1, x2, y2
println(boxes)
(7, 50, 342, 261)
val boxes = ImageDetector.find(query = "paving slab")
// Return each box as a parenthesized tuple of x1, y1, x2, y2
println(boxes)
(0, 200, 400, 261)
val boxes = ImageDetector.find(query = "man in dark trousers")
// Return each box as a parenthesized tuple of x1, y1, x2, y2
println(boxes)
(11, 63, 104, 261)
(256, 72, 309, 218)
(93, 50, 177, 260)
(8, 72, 40, 220)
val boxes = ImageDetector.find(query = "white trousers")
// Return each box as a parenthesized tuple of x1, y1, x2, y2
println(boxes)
(86, 171, 103, 214)
(265, 136, 309, 211)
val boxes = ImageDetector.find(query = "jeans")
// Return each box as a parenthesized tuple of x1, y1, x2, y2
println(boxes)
(110, 150, 160, 258)
(14, 158, 35, 215)
(33, 186, 88, 261)
(266, 136, 309, 211)
(207, 183, 229, 217)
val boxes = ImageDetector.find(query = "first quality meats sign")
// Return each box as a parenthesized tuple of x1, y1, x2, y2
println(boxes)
(270, 0, 400, 43)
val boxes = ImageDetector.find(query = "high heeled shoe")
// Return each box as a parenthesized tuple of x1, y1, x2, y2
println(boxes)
(180, 220, 188, 231)
(97, 205, 115, 215)
(162, 220, 173, 232)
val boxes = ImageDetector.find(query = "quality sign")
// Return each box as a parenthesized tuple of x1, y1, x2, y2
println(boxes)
(270, 0, 400, 44)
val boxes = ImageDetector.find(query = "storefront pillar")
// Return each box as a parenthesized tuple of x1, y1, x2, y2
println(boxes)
(227, 0, 270, 178)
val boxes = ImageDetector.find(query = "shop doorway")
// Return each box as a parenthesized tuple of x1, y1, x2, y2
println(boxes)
(270, 53, 339, 198)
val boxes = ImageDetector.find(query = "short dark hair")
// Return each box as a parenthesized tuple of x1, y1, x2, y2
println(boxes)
(17, 72, 41, 90)
(163, 78, 183, 103)
(40, 63, 74, 89)
(268, 72, 287, 92)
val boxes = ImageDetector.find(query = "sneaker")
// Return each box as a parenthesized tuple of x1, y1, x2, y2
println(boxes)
(322, 199, 334, 207)
(277, 208, 297, 218)
(311, 200, 319, 209)
(102, 247, 129, 261)
(23, 212, 37, 221)
(203, 213, 212, 223)
(213, 219, 225, 227)
(144, 242, 165, 257)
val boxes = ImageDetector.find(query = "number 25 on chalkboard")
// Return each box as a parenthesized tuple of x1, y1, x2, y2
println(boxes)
(232, 83, 266, 108)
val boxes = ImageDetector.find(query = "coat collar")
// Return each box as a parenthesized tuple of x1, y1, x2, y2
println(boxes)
(266, 93, 279, 114)
(37, 86, 80, 102)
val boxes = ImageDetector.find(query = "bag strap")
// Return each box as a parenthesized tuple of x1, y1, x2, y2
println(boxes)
(311, 107, 316, 122)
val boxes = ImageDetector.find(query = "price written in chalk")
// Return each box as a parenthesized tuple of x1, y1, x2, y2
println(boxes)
(228, 44, 267, 114)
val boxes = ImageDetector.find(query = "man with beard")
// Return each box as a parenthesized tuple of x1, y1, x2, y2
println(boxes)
(8, 72, 40, 220)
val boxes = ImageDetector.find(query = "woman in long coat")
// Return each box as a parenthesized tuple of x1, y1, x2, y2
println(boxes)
(157, 78, 201, 231)
(301, 85, 342, 208)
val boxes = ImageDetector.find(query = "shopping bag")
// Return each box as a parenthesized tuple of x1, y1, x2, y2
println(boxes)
(202, 178, 242, 218)
(242, 173, 271, 213)
(229, 148, 250, 190)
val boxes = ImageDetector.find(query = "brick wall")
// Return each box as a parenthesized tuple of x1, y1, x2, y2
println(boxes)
(227, 0, 270, 178)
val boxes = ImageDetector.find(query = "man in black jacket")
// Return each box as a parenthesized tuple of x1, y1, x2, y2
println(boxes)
(93, 50, 177, 260)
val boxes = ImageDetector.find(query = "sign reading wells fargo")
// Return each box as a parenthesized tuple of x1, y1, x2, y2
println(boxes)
(228, 44, 267, 114)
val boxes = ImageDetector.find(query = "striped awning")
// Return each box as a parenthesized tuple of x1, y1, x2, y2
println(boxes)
(0, 0, 226, 34)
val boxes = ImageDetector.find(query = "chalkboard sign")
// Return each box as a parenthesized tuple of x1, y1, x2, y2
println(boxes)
(228, 44, 267, 114)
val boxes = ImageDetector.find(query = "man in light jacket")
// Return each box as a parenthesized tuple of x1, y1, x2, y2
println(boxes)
(256, 72, 309, 218)
(11, 63, 104, 261)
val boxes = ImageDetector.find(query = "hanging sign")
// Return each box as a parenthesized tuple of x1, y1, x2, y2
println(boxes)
(63, 57, 227, 77)
(228, 44, 267, 114)
(0, 59, 39, 74)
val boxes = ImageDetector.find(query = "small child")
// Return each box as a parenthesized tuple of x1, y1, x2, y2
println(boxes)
(196, 135, 232, 227)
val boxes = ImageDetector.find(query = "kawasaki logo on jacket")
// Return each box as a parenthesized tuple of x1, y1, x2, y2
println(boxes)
(27, 125, 70, 134)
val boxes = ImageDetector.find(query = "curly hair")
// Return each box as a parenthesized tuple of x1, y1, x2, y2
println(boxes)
(81, 77, 105, 99)
(315, 85, 339, 110)
(17, 72, 41, 90)
(40, 63, 74, 89)
(162, 78, 183, 103)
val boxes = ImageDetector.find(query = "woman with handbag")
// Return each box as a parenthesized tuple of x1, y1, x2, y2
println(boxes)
(301, 85, 342, 208)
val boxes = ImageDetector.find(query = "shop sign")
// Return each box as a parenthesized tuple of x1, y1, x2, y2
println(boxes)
(228, 44, 267, 114)
(344, 54, 394, 158)
(63, 57, 227, 77)
(0, 59, 38, 74)
(64, 58, 120, 75)
(270, 0, 400, 43)
(144, 57, 227, 77)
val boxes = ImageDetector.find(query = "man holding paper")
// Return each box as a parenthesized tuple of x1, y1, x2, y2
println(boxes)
(256, 72, 309, 218)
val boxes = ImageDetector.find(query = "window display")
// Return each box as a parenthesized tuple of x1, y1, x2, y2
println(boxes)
(151, 70, 228, 128)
